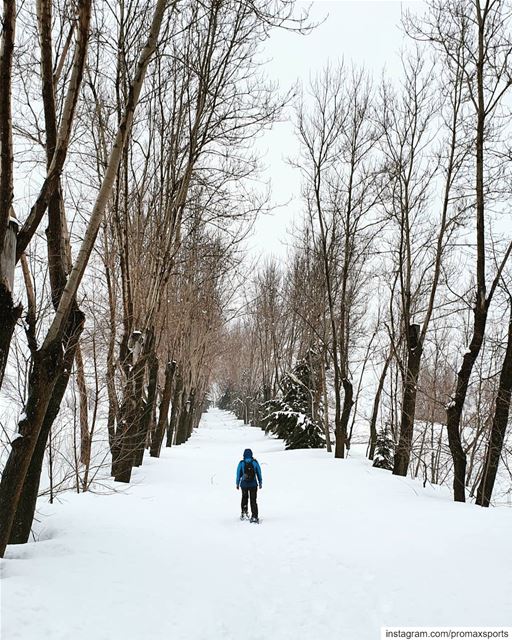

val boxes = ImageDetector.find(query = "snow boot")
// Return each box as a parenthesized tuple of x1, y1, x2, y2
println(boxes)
(250, 516, 259, 524)
(240, 511, 249, 521)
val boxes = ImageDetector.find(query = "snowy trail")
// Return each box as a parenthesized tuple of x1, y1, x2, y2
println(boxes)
(2, 409, 512, 640)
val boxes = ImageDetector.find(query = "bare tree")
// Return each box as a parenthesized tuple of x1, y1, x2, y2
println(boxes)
(295, 64, 380, 458)
(410, 0, 512, 501)
(0, 0, 170, 557)
(476, 296, 512, 506)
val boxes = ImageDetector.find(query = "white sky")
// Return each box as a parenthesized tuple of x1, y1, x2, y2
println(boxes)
(249, 0, 423, 261)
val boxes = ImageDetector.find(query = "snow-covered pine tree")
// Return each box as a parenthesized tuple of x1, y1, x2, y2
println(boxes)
(372, 425, 395, 470)
(262, 352, 325, 449)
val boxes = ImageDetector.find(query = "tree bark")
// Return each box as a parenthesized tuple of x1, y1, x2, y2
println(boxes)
(0, 281, 22, 387)
(9, 308, 84, 544)
(166, 373, 183, 447)
(150, 360, 176, 457)
(0, 0, 16, 254)
(0, 340, 62, 556)
(113, 334, 150, 483)
(133, 348, 159, 467)
(103, 227, 118, 454)
(75, 345, 90, 466)
(0, 0, 18, 387)
(476, 303, 512, 507)
(186, 392, 196, 440)
(393, 324, 422, 477)
(446, 306, 487, 502)
(320, 352, 331, 453)
(338, 377, 353, 453)
(175, 389, 191, 445)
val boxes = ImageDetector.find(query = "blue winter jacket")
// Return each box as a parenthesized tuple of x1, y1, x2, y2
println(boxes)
(236, 449, 262, 489)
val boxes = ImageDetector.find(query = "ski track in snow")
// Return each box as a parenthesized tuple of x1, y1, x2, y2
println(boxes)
(2, 409, 512, 640)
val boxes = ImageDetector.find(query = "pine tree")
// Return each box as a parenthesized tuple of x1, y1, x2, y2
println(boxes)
(262, 353, 325, 449)
(372, 425, 395, 471)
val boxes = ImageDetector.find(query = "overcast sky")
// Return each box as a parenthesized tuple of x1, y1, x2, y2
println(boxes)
(249, 0, 423, 260)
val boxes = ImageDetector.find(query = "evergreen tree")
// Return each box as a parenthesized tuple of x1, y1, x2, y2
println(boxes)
(262, 353, 325, 449)
(372, 425, 395, 471)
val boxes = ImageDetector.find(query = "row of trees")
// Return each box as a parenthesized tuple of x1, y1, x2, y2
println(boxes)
(215, 0, 512, 509)
(0, 0, 308, 557)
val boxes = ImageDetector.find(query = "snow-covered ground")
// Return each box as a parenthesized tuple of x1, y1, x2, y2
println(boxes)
(2, 409, 511, 640)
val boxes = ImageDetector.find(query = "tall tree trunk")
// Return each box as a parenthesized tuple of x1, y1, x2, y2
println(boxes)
(445, 2, 488, 503)
(313, 184, 343, 458)
(0, 0, 15, 254)
(446, 307, 487, 502)
(0, 0, 18, 387)
(368, 350, 392, 460)
(393, 324, 422, 477)
(81, 333, 100, 492)
(320, 352, 331, 453)
(339, 378, 353, 451)
(113, 334, 150, 483)
(103, 227, 118, 454)
(0, 281, 21, 386)
(332, 366, 343, 458)
(166, 374, 183, 447)
(133, 349, 159, 467)
(186, 392, 196, 439)
(9, 308, 84, 544)
(175, 389, 191, 445)
(0, 340, 62, 555)
(476, 303, 512, 507)
(150, 360, 176, 457)
(75, 344, 90, 465)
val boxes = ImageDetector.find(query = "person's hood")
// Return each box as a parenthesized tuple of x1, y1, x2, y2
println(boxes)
(243, 448, 253, 460)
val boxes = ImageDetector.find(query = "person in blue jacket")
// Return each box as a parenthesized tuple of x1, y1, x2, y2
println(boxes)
(236, 448, 262, 523)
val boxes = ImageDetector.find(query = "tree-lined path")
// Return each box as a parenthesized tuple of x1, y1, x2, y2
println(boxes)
(3, 409, 511, 640)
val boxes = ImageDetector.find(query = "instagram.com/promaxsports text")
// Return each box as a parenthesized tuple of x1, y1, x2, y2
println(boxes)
(381, 628, 512, 640)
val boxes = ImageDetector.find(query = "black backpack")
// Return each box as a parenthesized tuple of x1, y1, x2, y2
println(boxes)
(243, 460, 256, 483)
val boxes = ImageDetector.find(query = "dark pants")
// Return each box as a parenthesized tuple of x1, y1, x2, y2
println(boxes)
(241, 487, 258, 518)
